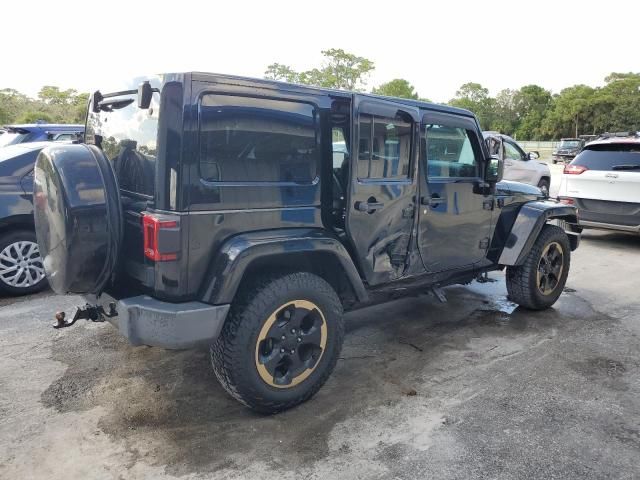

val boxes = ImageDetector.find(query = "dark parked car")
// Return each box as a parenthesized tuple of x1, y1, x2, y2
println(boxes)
(0, 142, 54, 294)
(34, 73, 581, 413)
(0, 123, 83, 148)
(552, 138, 586, 164)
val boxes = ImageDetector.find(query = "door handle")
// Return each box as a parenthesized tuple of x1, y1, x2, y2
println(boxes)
(421, 195, 446, 207)
(355, 200, 384, 213)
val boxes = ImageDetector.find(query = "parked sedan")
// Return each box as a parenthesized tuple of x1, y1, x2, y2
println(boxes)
(0, 123, 83, 148)
(558, 133, 640, 234)
(0, 142, 55, 294)
(483, 132, 552, 196)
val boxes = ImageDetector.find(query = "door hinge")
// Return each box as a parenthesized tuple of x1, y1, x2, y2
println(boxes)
(479, 238, 490, 249)
(402, 204, 415, 218)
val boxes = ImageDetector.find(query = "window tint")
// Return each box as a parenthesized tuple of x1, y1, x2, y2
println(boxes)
(357, 114, 411, 179)
(573, 145, 640, 171)
(199, 95, 318, 183)
(504, 141, 523, 161)
(425, 125, 478, 178)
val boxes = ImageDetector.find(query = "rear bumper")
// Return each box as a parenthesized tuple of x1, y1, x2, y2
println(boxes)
(86, 293, 230, 349)
(560, 197, 640, 234)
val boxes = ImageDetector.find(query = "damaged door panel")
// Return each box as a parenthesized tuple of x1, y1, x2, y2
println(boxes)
(345, 96, 420, 286)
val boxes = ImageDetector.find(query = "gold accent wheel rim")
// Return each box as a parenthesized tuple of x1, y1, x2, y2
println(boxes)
(255, 300, 327, 389)
(536, 241, 564, 296)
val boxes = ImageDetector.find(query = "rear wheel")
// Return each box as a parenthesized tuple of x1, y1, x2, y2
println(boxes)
(0, 230, 47, 295)
(210, 272, 344, 413)
(506, 224, 570, 310)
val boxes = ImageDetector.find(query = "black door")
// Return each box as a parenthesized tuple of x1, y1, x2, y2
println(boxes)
(418, 112, 493, 272)
(345, 97, 419, 286)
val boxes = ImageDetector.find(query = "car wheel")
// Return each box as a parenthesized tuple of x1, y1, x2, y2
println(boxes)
(537, 179, 550, 197)
(506, 224, 570, 310)
(0, 230, 47, 296)
(210, 272, 344, 413)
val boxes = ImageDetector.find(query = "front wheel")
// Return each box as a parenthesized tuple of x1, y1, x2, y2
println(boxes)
(210, 272, 344, 413)
(537, 178, 550, 197)
(506, 224, 570, 310)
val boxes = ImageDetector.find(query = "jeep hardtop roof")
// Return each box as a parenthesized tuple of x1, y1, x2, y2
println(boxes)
(189, 71, 476, 119)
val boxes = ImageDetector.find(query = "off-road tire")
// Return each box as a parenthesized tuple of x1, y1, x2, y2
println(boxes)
(506, 224, 570, 310)
(0, 230, 48, 296)
(210, 272, 344, 413)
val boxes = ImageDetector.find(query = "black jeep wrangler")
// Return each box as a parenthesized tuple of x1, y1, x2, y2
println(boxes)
(33, 73, 581, 413)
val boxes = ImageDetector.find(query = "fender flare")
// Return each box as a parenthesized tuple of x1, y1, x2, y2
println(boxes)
(200, 228, 368, 305)
(498, 201, 581, 266)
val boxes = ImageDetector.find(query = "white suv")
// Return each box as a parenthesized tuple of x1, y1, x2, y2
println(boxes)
(557, 133, 640, 234)
(483, 132, 552, 196)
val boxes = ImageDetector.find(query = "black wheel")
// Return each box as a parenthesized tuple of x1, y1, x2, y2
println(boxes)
(210, 272, 344, 413)
(537, 178, 550, 197)
(506, 224, 570, 310)
(0, 230, 47, 295)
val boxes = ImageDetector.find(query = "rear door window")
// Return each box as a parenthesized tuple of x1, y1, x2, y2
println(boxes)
(199, 95, 319, 184)
(357, 114, 411, 180)
(573, 144, 640, 171)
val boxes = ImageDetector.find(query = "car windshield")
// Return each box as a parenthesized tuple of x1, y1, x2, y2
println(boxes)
(85, 91, 160, 198)
(559, 140, 580, 149)
(0, 131, 29, 147)
(573, 144, 640, 171)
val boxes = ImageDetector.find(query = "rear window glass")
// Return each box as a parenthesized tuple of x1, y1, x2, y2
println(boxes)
(85, 92, 160, 197)
(573, 144, 640, 171)
(199, 95, 318, 184)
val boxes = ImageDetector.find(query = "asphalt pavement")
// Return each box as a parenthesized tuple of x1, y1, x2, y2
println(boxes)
(0, 167, 638, 479)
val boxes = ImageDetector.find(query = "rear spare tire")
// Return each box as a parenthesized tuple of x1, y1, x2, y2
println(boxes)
(33, 144, 122, 295)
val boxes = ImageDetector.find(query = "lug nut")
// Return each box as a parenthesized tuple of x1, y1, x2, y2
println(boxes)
(297, 337, 302, 342)
(281, 335, 286, 340)
(280, 348, 285, 353)
(290, 349, 295, 355)
(290, 328, 296, 334)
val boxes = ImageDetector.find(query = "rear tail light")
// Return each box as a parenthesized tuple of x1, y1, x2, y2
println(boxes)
(559, 198, 575, 205)
(142, 213, 180, 262)
(564, 164, 588, 174)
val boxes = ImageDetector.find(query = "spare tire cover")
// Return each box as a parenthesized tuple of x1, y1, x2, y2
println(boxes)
(33, 144, 122, 295)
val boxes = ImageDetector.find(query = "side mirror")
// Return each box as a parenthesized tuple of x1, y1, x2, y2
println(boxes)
(486, 155, 504, 183)
(528, 151, 540, 160)
(137, 81, 153, 109)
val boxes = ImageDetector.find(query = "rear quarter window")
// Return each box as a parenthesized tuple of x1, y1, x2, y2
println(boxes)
(198, 95, 319, 184)
(573, 144, 640, 171)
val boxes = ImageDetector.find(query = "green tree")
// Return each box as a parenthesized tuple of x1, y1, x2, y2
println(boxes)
(372, 78, 419, 99)
(449, 82, 495, 130)
(264, 48, 374, 91)
(542, 85, 596, 139)
(513, 85, 553, 139)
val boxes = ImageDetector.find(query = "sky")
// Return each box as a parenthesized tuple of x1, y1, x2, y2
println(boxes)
(2, 0, 638, 103)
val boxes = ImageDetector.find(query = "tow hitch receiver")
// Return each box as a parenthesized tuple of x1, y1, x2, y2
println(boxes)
(54, 302, 118, 329)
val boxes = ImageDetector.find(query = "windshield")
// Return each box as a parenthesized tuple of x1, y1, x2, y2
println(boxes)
(559, 140, 580, 149)
(0, 131, 29, 147)
(85, 91, 160, 198)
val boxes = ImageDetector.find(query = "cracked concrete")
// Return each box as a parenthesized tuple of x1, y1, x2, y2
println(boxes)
(0, 230, 639, 479)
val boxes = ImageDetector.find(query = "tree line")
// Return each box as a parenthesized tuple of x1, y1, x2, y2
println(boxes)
(0, 87, 88, 125)
(2, 50, 638, 140)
